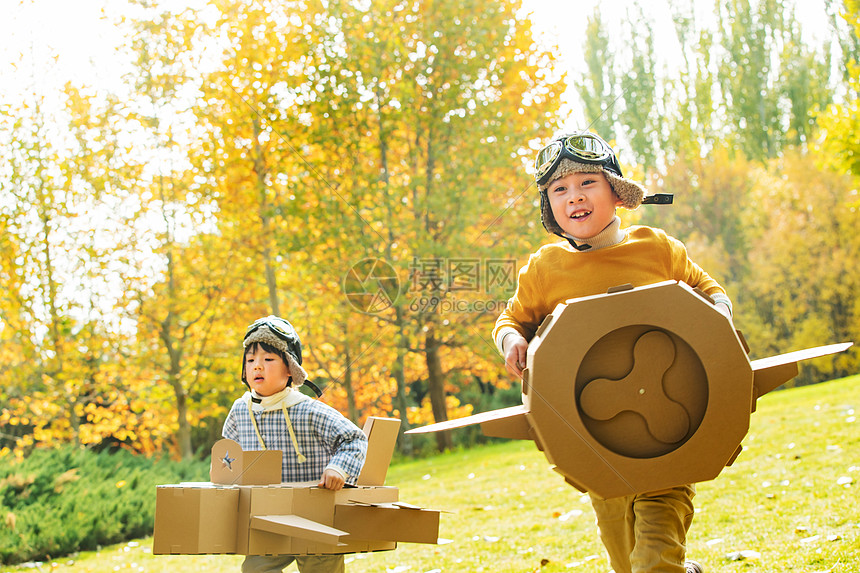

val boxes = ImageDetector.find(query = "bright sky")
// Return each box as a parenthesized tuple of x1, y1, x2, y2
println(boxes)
(0, 0, 835, 125)
(1, 1, 121, 97)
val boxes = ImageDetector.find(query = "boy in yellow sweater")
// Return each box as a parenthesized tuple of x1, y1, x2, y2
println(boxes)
(494, 131, 730, 573)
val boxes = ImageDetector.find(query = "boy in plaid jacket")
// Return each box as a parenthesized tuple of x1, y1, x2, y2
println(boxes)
(223, 316, 367, 573)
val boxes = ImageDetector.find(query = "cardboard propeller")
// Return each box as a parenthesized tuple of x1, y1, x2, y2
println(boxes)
(407, 281, 852, 499)
(153, 417, 442, 556)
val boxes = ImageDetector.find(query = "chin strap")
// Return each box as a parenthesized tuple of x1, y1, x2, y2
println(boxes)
(566, 239, 592, 251)
(303, 380, 323, 397)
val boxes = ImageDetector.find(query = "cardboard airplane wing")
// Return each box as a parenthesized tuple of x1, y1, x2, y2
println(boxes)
(153, 417, 442, 556)
(406, 405, 532, 440)
(407, 281, 853, 499)
(250, 515, 348, 545)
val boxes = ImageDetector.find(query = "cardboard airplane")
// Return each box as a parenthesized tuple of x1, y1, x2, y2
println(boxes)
(153, 417, 441, 556)
(406, 281, 853, 500)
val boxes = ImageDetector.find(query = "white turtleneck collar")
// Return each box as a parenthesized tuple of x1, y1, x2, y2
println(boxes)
(247, 387, 309, 412)
(564, 215, 626, 252)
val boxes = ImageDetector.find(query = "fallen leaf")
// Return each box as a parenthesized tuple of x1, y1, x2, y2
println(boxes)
(566, 555, 601, 568)
(726, 549, 761, 561)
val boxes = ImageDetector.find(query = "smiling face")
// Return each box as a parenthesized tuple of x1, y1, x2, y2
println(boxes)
(244, 344, 291, 396)
(547, 171, 623, 240)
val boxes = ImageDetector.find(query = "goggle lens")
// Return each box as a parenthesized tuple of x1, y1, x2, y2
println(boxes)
(563, 135, 610, 161)
(534, 133, 613, 184)
(534, 141, 562, 177)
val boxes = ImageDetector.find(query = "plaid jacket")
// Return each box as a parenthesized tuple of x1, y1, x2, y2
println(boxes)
(222, 396, 367, 484)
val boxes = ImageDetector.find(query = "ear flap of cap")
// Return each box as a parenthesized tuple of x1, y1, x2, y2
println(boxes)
(284, 353, 308, 388)
(539, 191, 565, 236)
(603, 171, 646, 209)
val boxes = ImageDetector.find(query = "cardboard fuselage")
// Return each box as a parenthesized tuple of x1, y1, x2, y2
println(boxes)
(153, 417, 441, 556)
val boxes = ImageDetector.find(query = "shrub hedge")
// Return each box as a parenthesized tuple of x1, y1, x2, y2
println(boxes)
(0, 445, 207, 565)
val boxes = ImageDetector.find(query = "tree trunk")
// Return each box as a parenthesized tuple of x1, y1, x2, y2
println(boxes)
(425, 325, 451, 451)
(392, 306, 413, 455)
(161, 317, 193, 459)
(343, 327, 359, 424)
(253, 117, 280, 316)
(170, 371, 193, 459)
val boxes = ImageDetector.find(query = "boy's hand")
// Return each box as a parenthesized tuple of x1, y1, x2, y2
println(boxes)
(319, 468, 345, 491)
(503, 333, 529, 378)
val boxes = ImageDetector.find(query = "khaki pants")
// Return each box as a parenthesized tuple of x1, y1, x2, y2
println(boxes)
(241, 554, 345, 573)
(590, 484, 695, 573)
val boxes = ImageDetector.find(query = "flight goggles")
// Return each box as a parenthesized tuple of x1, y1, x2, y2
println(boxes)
(534, 132, 622, 186)
(244, 316, 302, 362)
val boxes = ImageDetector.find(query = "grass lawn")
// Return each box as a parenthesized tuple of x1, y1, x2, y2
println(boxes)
(7, 375, 858, 573)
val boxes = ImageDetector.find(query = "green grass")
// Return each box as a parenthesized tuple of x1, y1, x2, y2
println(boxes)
(6, 375, 858, 573)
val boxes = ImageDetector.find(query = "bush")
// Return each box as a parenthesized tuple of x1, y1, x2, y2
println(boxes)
(0, 445, 207, 565)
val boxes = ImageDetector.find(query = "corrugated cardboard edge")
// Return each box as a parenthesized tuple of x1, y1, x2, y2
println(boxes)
(751, 342, 853, 399)
(153, 485, 240, 555)
(333, 503, 441, 544)
(250, 514, 349, 545)
(210, 438, 282, 485)
(356, 417, 400, 486)
(404, 405, 528, 437)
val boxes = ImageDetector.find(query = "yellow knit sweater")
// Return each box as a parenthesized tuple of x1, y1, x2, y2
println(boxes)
(493, 225, 728, 343)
